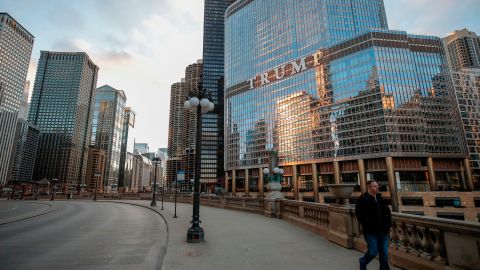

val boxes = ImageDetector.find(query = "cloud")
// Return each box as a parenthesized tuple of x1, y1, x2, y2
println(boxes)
(385, 0, 480, 36)
(52, 38, 91, 52)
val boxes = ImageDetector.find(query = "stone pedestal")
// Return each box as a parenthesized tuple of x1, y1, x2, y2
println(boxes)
(264, 197, 282, 218)
(327, 204, 355, 249)
(266, 182, 284, 199)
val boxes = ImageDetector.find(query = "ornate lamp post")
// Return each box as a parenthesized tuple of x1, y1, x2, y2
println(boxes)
(93, 172, 100, 201)
(50, 178, 58, 201)
(34, 181, 39, 200)
(262, 151, 285, 199)
(263, 167, 285, 198)
(151, 157, 160, 206)
(161, 168, 165, 210)
(183, 88, 215, 243)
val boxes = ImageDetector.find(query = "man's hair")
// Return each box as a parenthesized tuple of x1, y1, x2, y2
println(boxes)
(366, 180, 377, 186)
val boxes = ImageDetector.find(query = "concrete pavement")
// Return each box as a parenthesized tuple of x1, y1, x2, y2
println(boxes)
(120, 200, 399, 270)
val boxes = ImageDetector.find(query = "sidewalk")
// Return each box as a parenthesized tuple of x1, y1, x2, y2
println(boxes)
(122, 200, 398, 270)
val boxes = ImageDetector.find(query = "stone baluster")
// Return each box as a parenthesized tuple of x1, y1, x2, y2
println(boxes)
(411, 225, 422, 256)
(430, 228, 447, 264)
(398, 222, 410, 252)
(390, 221, 400, 250)
(418, 226, 434, 260)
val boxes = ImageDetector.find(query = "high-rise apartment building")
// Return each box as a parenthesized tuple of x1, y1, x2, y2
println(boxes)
(166, 80, 186, 187)
(29, 51, 98, 190)
(444, 29, 480, 71)
(90, 85, 126, 191)
(224, 0, 472, 215)
(118, 106, 135, 188)
(200, 0, 237, 188)
(166, 61, 203, 190)
(451, 68, 480, 189)
(0, 13, 34, 185)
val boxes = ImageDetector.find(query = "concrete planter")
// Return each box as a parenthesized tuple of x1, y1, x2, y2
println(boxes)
(328, 184, 356, 204)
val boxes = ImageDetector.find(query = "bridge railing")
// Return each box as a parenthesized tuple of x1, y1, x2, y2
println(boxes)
(389, 212, 480, 270)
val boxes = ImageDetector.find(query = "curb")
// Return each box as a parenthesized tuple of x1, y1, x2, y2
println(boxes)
(0, 201, 56, 225)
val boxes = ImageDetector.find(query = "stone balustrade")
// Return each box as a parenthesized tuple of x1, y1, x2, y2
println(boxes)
(389, 212, 480, 270)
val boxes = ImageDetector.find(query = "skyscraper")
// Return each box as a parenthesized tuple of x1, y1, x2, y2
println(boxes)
(451, 69, 480, 189)
(8, 119, 39, 183)
(90, 85, 126, 191)
(18, 81, 30, 120)
(29, 51, 99, 190)
(224, 0, 471, 212)
(118, 106, 135, 189)
(134, 143, 149, 155)
(166, 60, 203, 189)
(0, 13, 34, 185)
(200, 0, 237, 188)
(444, 29, 480, 71)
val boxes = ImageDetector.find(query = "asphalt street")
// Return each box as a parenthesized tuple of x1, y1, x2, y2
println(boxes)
(0, 201, 50, 220)
(0, 200, 167, 270)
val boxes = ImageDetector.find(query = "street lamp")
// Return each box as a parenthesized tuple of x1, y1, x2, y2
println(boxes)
(161, 169, 165, 210)
(93, 172, 100, 201)
(33, 181, 39, 200)
(184, 88, 214, 243)
(50, 178, 58, 201)
(263, 166, 285, 198)
(151, 157, 160, 207)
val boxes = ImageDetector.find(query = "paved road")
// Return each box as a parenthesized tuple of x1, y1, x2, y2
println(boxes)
(0, 201, 50, 220)
(0, 201, 167, 270)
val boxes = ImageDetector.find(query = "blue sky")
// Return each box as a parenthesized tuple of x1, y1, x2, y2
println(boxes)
(1, 0, 479, 150)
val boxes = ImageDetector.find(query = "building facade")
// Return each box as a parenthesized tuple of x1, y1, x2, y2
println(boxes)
(224, 0, 472, 214)
(118, 107, 135, 188)
(18, 80, 30, 120)
(7, 119, 39, 183)
(90, 85, 126, 191)
(166, 61, 203, 190)
(0, 13, 34, 185)
(444, 29, 480, 71)
(85, 146, 106, 193)
(134, 143, 149, 155)
(29, 51, 99, 190)
(199, 0, 237, 188)
(451, 68, 480, 189)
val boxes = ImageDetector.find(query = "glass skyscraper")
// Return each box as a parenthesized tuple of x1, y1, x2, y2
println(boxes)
(0, 13, 34, 185)
(90, 85, 126, 191)
(8, 119, 39, 183)
(200, 0, 237, 189)
(224, 0, 472, 210)
(29, 51, 98, 189)
(118, 106, 135, 189)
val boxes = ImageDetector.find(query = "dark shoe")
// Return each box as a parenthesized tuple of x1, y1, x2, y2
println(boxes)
(359, 257, 367, 270)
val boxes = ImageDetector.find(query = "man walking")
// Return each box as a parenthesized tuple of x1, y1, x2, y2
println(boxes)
(355, 180, 392, 270)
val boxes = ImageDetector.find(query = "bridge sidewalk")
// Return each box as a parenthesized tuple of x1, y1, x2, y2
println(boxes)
(123, 200, 399, 270)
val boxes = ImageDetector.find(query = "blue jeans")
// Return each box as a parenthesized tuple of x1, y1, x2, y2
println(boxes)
(360, 232, 390, 270)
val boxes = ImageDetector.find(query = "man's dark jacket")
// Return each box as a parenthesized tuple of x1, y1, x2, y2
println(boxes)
(355, 192, 392, 235)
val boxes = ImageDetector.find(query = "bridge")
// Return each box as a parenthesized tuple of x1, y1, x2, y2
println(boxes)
(1, 194, 479, 270)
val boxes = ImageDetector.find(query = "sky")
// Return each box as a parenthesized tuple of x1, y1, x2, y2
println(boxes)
(1, 0, 479, 151)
